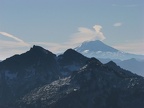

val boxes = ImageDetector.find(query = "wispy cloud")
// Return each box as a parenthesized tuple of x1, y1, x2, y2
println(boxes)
(0, 25, 105, 54)
(0, 32, 29, 46)
(113, 42, 144, 55)
(0, 32, 24, 42)
(30, 42, 65, 53)
(0, 40, 29, 48)
(30, 41, 77, 54)
(113, 22, 122, 27)
(0, 32, 30, 60)
(70, 25, 106, 44)
(0, 40, 30, 60)
(31, 25, 106, 53)
(0, 26, 143, 60)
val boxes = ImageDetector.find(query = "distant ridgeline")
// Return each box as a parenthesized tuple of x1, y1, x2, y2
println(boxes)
(0, 45, 144, 108)
(75, 40, 144, 76)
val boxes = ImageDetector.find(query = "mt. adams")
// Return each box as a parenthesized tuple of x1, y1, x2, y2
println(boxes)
(75, 40, 144, 60)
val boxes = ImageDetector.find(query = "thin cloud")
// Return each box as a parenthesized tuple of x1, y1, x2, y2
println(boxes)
(0, 40, 30, 60)
(113, 22, 122, 27)
(0, 32, 30, 60)
(0, 47, 29, 60)
(0, 25, 105, 59)
(0, 32, 24, 42)
(0, 32, 29, 46)
(113, 42, 144, 55)
(30, 42, 64, 53)
(31, 25, 106, 53)
(70, 25, 106, 44)
(30, 42, 75, 53)
(0, 40, 29, 48)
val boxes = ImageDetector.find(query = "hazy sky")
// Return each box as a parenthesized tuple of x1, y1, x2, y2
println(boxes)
(0, 0, 144, 60)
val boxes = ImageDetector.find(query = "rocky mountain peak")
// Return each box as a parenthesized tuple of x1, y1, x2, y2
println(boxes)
(63, 48, 84, 57)
(106, 61, 117, 67)
(0, 46, 144, 108)
(29, 45, 55, 56)
(58, 49, 88, 65)
(85, 57, 103, 69)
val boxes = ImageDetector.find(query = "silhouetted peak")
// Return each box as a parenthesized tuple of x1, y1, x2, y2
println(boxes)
(63, 48, 83, 57)
(106, 61, 118, 68)
(29, 45, 55, 56)
(105, 61, 119, 72)
(30, 45, 46, 52)
(87, 57, 102, 64)
(58, 49, 88, 65)
(86, 57, 103, 69)
(31, 45, 43, 49)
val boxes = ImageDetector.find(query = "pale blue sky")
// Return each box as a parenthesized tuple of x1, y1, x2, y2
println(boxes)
(0, 0, 144, 60)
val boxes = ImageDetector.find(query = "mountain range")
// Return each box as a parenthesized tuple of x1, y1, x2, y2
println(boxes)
(0, 45, 144, 108)
(74, 40, 144, 60)
(75, 40, 144, 76)
(117, 58, 144, 76)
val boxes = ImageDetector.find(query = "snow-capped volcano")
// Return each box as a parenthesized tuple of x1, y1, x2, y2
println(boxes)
(75, 40, 144, 60)
(75, 40, 118, 52)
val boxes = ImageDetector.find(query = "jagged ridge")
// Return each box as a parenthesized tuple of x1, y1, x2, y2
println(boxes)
(0, 45, 144, 108)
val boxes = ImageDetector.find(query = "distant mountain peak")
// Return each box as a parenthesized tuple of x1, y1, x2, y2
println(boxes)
(81, 40, 103, 45)
(85, 40, 104, 44)
(74, 40, 144, 60)
(75, 40, 118, 52)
